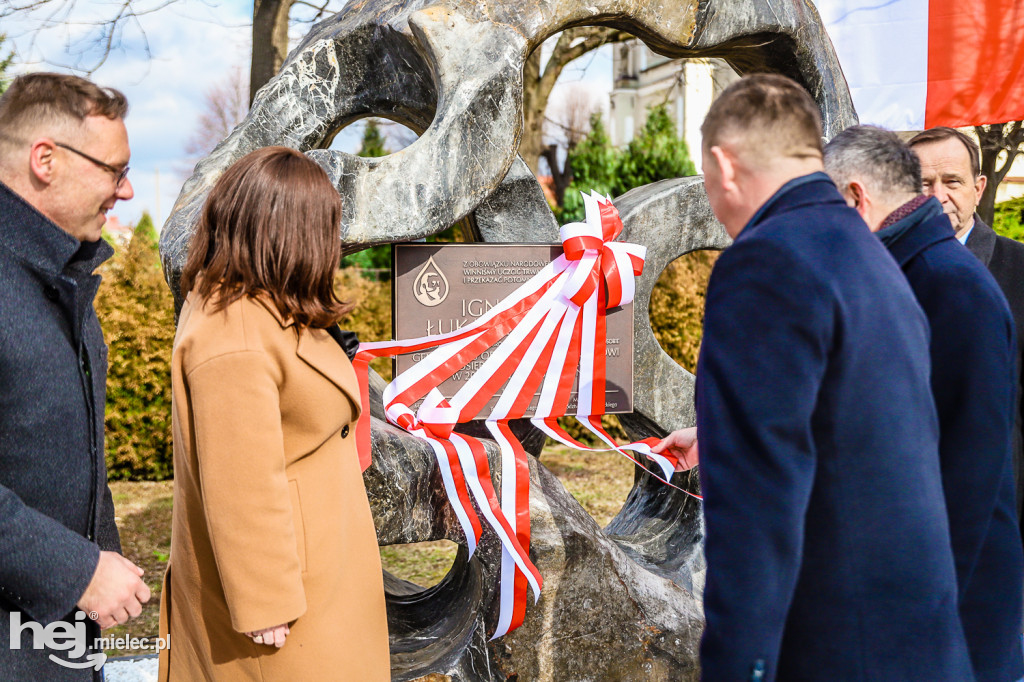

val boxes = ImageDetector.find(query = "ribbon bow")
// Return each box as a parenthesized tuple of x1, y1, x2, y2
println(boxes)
(559, 191, 647, 308)
(351, 189, 697, 642)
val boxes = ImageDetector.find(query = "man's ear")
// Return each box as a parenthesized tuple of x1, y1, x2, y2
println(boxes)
(847, 181, 873, 220)
(710, 145, 737, 191)
(27, 138, 57, 186)
(974, 172, 987, 200)
(846, 181, 863, 207)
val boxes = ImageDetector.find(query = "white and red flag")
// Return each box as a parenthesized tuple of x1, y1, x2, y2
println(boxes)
(817, 0, 1024, 129)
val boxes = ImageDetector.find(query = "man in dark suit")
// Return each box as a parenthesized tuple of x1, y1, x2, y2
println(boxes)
(658, 74, 971, 681)
(825, 125, 1023, 682)
(0, 73, 150, 680)
(909, 128, 1024, 537)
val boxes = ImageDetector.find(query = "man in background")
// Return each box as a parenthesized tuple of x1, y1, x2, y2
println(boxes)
(910, 128, 1024, 535)
(826, 125, 1023, 682)
(0, 73, 150, 680)
(664, 73, 971, 681)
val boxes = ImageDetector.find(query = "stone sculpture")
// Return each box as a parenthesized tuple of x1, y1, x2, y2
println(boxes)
(160, 0, 856, 677)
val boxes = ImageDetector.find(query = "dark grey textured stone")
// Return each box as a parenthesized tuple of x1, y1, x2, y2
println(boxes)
(159, 0, 856, 677)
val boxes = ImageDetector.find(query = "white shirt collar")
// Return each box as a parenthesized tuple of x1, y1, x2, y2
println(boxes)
(958, 221, 975, 245)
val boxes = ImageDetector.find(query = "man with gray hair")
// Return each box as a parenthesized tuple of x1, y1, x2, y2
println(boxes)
(825, 124, 1024, 682)
(0, 72, 150, 680)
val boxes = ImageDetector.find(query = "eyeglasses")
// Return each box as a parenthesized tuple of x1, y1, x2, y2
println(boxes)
(54, 142, 130, 187)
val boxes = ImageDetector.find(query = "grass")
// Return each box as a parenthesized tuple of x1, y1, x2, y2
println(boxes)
(104, 443, 635, 655)
(380, 541, 460, 587)
(378, 444, 634, 587)
(104, 481, 172, 658)
(541, 444, 634, 527)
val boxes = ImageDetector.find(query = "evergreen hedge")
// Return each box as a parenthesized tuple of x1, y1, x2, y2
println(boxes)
(994, 195, 1024, 242)
(97, 214, 176, 480)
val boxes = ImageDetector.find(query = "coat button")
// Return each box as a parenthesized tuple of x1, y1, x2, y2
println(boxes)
(341, 425, 350, 438)
(44, 285, 59, 301)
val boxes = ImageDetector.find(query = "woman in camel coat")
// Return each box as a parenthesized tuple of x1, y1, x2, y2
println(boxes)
(158, 147, 390, 681)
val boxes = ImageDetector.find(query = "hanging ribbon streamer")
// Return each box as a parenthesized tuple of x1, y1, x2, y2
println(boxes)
(352, 190, 701, 639)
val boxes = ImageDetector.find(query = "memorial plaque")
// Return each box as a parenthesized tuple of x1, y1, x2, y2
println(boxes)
(393, 243, 633, 418)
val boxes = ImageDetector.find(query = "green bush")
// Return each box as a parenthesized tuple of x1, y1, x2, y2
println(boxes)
(335, 267, 393, 380)
(650, 250, 717, 373)
(561, 104, 697, 223)
(97, 213, 176, 480)
(616, 105, 697, 192)
(0, 34, 13, 95)
(994, 195, 1024, 242)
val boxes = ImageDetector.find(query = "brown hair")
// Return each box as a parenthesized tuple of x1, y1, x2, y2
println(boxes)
(0, 73, 128, 156)
(907, 127, 981, 179)
(701, 73, 822, 164)
(180, 147, 353, 328)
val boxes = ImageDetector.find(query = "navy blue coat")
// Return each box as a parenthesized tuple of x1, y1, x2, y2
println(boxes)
(0, 181, 120, 680)
(965, 217, 1024, 534)
(881, 198, 1023, 682)
(696, 174, 973, 681)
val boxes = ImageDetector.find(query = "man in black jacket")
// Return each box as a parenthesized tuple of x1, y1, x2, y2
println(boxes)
(826, 125, 1024, 682)
(0, 73, 150, 679)
(910, 127, 1024, 538)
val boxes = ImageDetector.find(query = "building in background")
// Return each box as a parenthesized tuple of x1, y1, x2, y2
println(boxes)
(607, 42, 1024, 203)
(608, 40, 738, 172)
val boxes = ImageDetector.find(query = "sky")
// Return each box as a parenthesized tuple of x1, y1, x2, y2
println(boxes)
(3, 0, 613, 230)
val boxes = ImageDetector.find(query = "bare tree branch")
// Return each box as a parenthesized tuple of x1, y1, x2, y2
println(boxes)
(975, 120, 1024, 225)
(4, 0, 180, 74)
(290, 0, 335, 22)
(520, 27, 630, 174)
(4, 0, 341, 87)
(540, 84, 599, 205)
(180, 64, 249, 178)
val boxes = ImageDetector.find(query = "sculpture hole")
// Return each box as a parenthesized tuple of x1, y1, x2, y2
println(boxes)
(380, 539, 460, 589)
(325, 116, 419, 155)
(647, 250, 719, 373)
(543, 434, 635, 527)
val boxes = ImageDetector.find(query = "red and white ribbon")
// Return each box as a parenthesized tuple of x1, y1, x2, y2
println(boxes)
(352, 190, 700, 639)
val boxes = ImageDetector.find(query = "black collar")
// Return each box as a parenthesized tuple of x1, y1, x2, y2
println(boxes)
(964, 215, 997, 267)
(0, 179, 113, 275)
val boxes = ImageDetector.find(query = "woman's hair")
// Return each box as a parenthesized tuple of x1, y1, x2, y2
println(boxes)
(180, 146, 353, 328)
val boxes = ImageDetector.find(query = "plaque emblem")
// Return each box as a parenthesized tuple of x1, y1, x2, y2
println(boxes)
(394, 243, 633, 416)
(413, 255, 449, 306)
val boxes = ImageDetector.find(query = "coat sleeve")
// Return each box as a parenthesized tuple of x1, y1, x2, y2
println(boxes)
(696, 236, 832, 680)
(186, 350, 307, 633)
(915, 259, 1019, 595)
(0, 486, 100, 624)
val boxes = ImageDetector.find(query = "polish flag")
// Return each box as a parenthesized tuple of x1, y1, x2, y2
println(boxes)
(817, 0, 1024, 130)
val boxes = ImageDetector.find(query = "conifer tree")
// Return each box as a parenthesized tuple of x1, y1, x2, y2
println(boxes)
(0, 35, 14, 95)
(561, 114, 620, 222)
(615, 104, 696, 194)
(559, 106, 697, 223)
(358, 119, 389, 158)
(344, 120, 392, 273)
